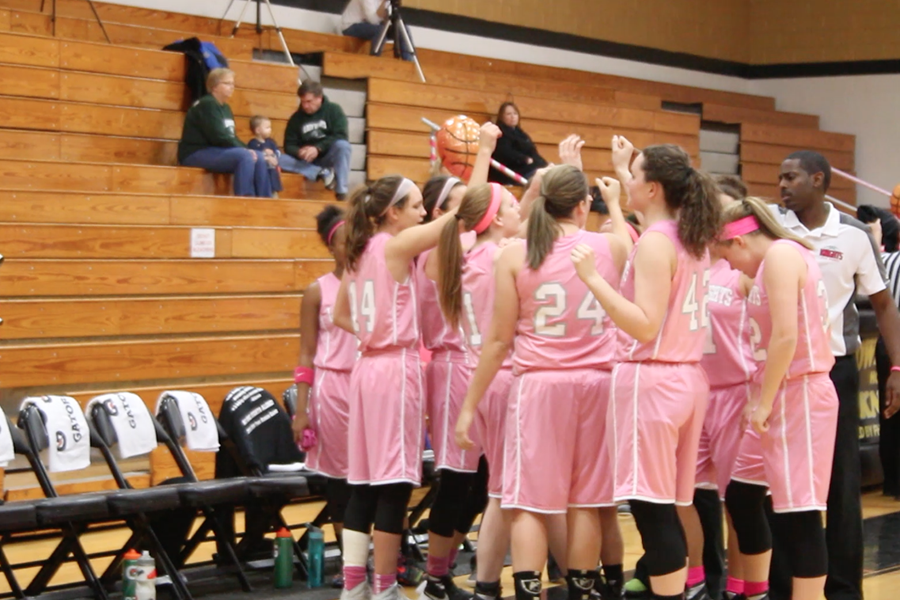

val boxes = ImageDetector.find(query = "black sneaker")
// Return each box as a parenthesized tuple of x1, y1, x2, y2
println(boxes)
(473, 581, 501, 600)
(686, 583, 712, 600)
(596, 577, 623, 600)
(419, 576, 473, 600)
(398, 553, 426, 587)
(722, 593, 747, 600)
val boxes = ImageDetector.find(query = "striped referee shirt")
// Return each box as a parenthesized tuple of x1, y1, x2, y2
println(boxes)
(772, 203, 888, 357)
(883, 251, 900, 307)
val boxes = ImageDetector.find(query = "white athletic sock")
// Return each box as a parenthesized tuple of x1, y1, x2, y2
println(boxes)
(342, 529, 371, 567)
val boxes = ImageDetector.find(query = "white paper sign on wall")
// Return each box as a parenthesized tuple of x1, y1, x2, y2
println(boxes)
(191, 228, 215, 258)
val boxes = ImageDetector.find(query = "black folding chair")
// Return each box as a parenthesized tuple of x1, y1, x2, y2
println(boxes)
(154, 392, 254, 592)
(85, 397, 194, 600)
(17, 403, 113, 600)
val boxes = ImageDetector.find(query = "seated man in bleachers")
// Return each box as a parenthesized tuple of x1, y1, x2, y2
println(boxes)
(178, 68, 273, 198)
(341, 0, 414, 61)
(281, 80, 352, 200)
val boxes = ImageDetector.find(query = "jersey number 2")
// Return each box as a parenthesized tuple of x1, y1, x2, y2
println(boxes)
(533, 283, 605, 337)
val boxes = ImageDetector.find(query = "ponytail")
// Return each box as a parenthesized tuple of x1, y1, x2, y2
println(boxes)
(525, 164, 587, 270)
(640, 144, 722, 259)
(678, 169, 723, 259)
(436, 184, 494, 330)
(722, 196, 814, 251)
(344, 175, 409, 271)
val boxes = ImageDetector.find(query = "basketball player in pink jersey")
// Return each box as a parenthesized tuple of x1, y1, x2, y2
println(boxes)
(572, 144, 722, 600)
(717, 197, 838, 600)
(415, 173, 482, 600)
(456, 164, 628, 600)
(434, 180, 521, 600)
(332, 175, 460, 600)
(292, 206, 357, 574)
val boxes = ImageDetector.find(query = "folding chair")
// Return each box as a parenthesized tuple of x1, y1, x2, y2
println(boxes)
(215, 386, 315, 575)
(17, 403, 113, 600)
(0, 416, 40, 599)
(85, 396, 194, 600)
(154, 392, 255, 592)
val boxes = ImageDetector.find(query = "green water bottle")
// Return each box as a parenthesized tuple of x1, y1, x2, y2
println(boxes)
(307, 526, 324, 589)
(122, 548, 141, 600)
(274, 528, 294, 589)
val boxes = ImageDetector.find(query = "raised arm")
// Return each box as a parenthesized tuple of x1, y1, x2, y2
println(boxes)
(751, 245, 804, 432)
(558, 134, 585, 172)
(385, 208, 459, 280)
(292, 282, 321, 441)
(455, 243, 522, 449)
(572, 231, 674, 342)
(468, 122, 502, 187)
(596, 176, 636, 252)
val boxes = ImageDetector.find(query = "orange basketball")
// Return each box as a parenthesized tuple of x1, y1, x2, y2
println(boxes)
(435, 115, 481, 180)
(892, 184, 900, 218)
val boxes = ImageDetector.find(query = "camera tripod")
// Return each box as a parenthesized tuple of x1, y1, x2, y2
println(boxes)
(221, 0, 295, 66)
(370, 0, 426, 82)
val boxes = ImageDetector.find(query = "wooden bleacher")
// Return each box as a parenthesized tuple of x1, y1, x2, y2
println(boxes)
(0, 0, 863, 499)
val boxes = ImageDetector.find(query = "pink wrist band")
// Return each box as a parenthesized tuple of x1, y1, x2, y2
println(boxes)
(891, 366, 900, 373)
(294, 366, 315, 385)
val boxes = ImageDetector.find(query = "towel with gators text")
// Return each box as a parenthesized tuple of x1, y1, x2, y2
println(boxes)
(87, 392, 158, 459)
(20, 395, 90, 472)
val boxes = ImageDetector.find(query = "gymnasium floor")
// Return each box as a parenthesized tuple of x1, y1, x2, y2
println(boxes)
(4, 490, 899, 599)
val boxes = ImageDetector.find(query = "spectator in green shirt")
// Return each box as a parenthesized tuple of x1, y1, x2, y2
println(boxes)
(178, 68, 272, 198)
(280, 80, 352, 200)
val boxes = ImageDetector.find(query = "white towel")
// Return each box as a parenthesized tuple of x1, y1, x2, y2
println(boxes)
(20, 395, 91, 473)
(155, 391, 219, 452)
(0, 407, 15, 467)
(86, 392, 158, 459)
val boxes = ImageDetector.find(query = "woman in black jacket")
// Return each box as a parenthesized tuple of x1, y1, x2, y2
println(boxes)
(489, 102, 548, 186)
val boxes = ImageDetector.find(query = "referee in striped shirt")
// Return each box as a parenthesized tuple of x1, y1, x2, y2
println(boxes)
(770, 152, 900, 600)
(857, 204, 900, 498)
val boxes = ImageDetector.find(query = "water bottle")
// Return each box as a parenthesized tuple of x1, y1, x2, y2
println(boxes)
(133, 551, 156, 600)
(274, 527, 294, 589)
(307, 526, 325, 589)
(122, 548, 141, 600)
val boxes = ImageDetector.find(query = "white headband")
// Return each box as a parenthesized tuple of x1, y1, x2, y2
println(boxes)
(435, 177, 461, 211)
(381, 178, 417, 216)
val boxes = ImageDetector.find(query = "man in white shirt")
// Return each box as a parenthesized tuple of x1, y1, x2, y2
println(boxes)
(768, 150, 900, 600)
(341, 0, 414, 61)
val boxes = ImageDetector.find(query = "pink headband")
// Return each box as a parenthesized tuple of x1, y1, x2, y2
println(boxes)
(326, 220, 345, 246)
(721, 215, 760, 240)
(473, 183, 504, 234)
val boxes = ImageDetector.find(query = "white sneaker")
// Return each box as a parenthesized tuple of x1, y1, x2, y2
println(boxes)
(373, 583, 406, 600)
(319, 168, 336, 190)
(341, 581, 373, 600)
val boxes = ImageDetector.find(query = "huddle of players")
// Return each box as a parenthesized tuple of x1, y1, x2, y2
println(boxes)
(292, 123, 840, 600)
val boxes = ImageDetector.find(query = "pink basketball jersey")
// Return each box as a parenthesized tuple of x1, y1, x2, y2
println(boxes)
(616, 220, 711, 363)
(346, 232, 419, 353)
(514, 230, 619, 372)
(701, 260, 756, 388)
(460, 241, 512, 368)
(746, 240, 835, 379)
(313, 272, 359, 371)
(415, 249, 467, 354)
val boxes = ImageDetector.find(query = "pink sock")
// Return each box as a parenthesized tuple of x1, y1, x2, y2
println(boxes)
(744, 581, 769, 597)
(343, 565, 367, 591)
(726, 576, 745, 595)
(687, 566, 706, 587)
(373, 573, 397, 594)
(427, 554, 450, 578)
(448, 547, 459, 569)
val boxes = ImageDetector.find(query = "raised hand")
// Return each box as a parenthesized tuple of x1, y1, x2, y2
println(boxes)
(611, 135, 635, 174)
(558, 134, 585, 171)
(571, 243, 599, 283)
(479, 121, 503, 155)
(595, 176, 621, 205)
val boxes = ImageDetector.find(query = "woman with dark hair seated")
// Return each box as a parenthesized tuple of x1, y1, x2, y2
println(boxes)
(489, 102, 547, 186)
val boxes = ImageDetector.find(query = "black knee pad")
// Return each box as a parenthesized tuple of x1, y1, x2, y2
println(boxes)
(326, 477, 351, 524)
(457, 459, 489, 534)
(628, 501, 686, 576)
(344, 484, 378, 533)
(429, 469, 476, 537)
(770, 510, 827, 578)
(373, 483, 413, 534)
(724, 480, 771, 555)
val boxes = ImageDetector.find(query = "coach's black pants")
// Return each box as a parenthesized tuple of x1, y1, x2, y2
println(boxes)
(876, 336, 900, 497)
(769, 355, 862, 600)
